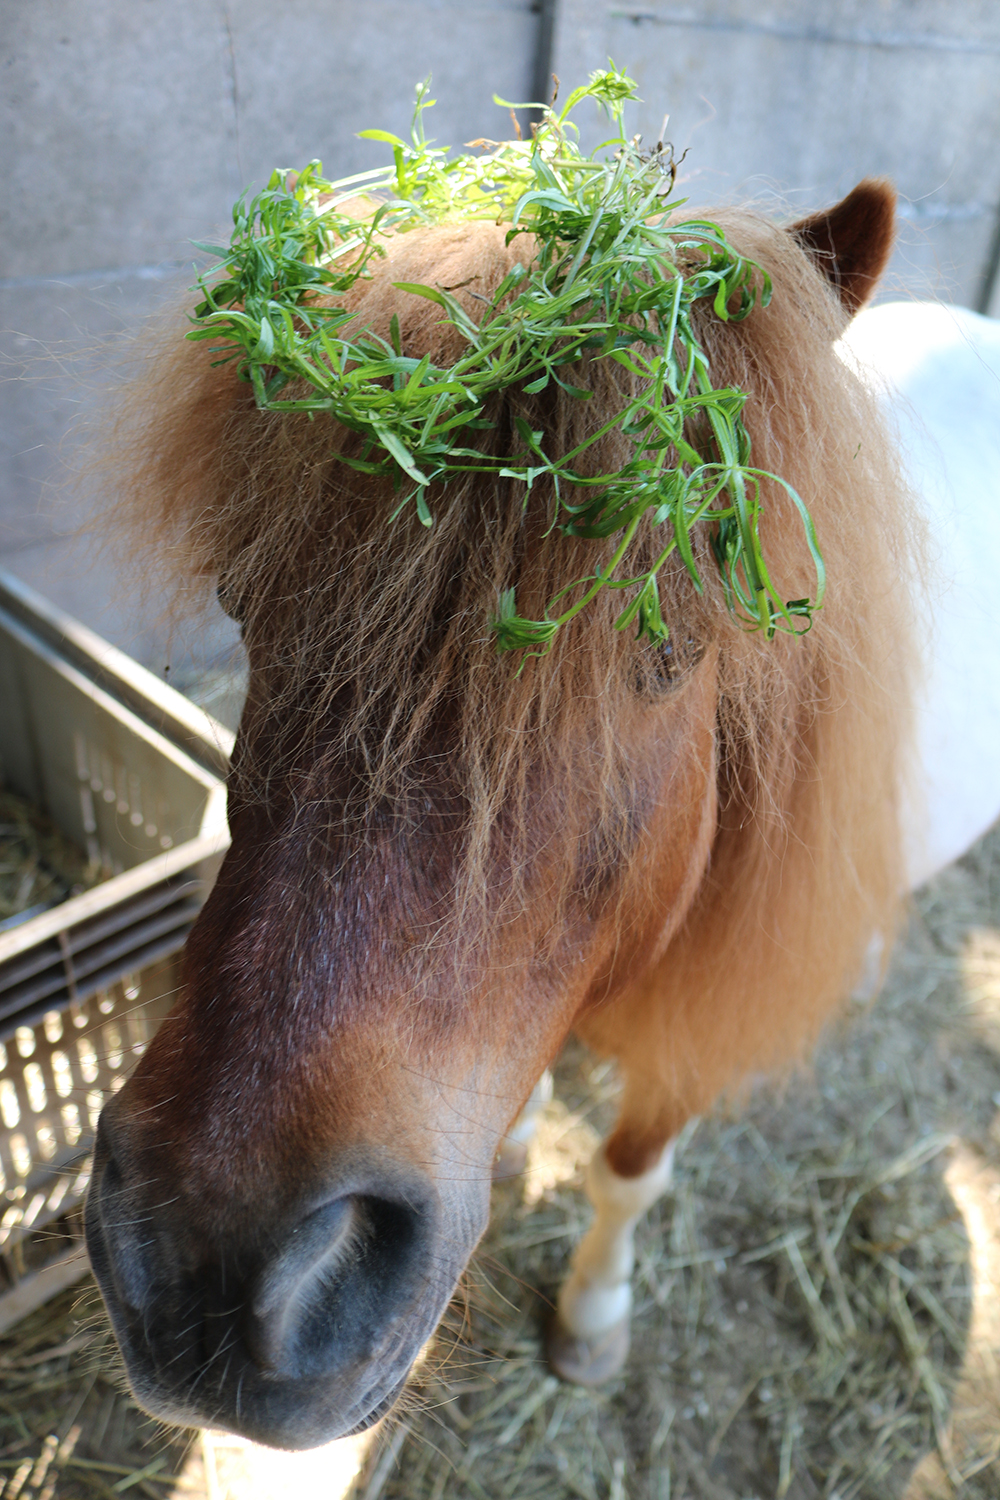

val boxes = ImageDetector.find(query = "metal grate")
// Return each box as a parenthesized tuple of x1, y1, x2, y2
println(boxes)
(0, 876, 201, 1035)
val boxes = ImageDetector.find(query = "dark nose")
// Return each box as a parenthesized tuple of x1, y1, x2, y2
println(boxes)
(244, 1192, 421, 1378)
(86, 1140, 157, 1315)
(84, 1113, 469, 1446)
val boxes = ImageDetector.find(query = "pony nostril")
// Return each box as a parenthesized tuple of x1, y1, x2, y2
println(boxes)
(245, 1193, 421, 1380)
(247, 1197, 357, 1375)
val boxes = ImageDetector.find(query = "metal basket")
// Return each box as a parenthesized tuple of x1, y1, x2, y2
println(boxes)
(0, 572, 232, 1330)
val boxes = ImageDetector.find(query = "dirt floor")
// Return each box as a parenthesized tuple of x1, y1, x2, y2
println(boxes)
(3, 821, 999, 1500)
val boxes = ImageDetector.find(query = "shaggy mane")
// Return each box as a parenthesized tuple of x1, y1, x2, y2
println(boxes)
(102, 207, 916, 1086)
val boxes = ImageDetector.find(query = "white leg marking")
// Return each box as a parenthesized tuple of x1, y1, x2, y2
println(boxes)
(507, 1069, 554, 1149)
(557, 1137, 676, 1341)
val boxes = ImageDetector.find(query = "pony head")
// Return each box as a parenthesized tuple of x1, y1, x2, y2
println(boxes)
(86, 180, 909, 1447)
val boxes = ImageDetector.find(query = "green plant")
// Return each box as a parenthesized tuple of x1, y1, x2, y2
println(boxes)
(187, 66, 823, 657)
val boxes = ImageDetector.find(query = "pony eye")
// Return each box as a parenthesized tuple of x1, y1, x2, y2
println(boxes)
(642, 637, 705, 697)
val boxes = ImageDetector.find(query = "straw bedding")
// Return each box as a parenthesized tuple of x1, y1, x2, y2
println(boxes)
(0, 789, 99, 930)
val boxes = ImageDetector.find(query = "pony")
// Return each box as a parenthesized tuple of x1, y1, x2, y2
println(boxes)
(86, 178, 954, 1449)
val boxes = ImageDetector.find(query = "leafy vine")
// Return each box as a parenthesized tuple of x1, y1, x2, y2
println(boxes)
(187, 66, 823, 656)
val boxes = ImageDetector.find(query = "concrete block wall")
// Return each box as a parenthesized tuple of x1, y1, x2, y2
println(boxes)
(552, 1, 1000, 314)
(2, 0, 998, 676)
(1, 0, 542, 673)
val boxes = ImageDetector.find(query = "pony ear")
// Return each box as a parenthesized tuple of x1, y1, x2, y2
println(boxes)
(789, 179, 896, 316)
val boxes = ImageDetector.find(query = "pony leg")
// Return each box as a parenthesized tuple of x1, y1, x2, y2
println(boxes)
(493, 1069, 554, 1181)
(547, 1134, 676, 1385)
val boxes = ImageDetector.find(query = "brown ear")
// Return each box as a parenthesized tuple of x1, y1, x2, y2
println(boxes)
(790, 179, 896, 316)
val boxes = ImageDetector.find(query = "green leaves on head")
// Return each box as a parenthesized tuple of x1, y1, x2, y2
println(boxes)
(187, 64, 823, 661)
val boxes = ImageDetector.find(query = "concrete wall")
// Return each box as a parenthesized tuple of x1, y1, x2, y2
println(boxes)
(0, 0, 543, 675)
(2, 0, 998, 675)
(552, 1, 1000, 313)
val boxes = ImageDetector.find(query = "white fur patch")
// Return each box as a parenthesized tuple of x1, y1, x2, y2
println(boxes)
(556, 1139, 675, 1339)
(838, 303, 1000, 889)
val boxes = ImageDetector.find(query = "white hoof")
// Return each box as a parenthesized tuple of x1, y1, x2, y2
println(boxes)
(546, 1311, 631, 1385)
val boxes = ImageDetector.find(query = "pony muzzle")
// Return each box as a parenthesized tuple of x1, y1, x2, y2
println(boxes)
(84, 1111, 488, 1447)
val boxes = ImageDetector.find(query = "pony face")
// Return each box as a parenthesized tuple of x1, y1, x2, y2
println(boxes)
(87, 180, 908, 1447)
(87, 626, 718, 1446)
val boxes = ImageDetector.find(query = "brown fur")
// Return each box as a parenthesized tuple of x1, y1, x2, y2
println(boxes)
(102, 193, 915, 1153)
(791, 178, 897, 315)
